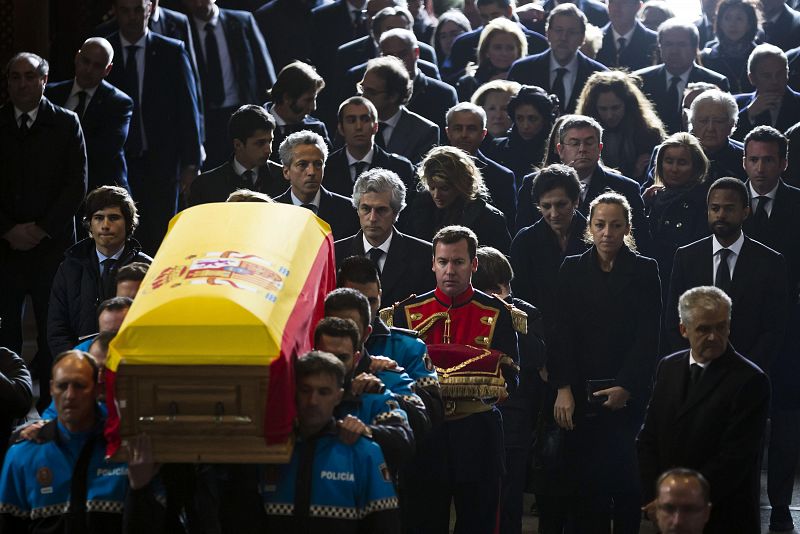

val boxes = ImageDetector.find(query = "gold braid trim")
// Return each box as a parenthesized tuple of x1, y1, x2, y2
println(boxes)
(378, 306, 395, 327)
(414, 311, 450, 340)
(441, 384, 509, 399)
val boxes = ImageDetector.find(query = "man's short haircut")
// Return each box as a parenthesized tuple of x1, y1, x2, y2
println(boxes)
(470, 79, 521, 107)
(546, 3, 588, 34)
(707, 176, 749, 208)
(337, 96, 379, 125)
(84, 185, 139, 236)
(446, 102, 487, 129)
(295, 350, 346, 388)
(744, 125, 788, 161)
(371, 6, 413, 37)
(278, 130, 329, 167)
(432, 225, 479, 260)
(364, 56, 413, 106)
(116, 262, 149, 284)
(89, 330, 117, 356)
(558, 115, 603, 144)
(96, 296, 133, 320)
(337, 255, 382, 290)
(531, 163, 581, 204)
(473, 246, 513, 291)
(324, 287, 371, 332)
(380, 27, 418, 51)
(53, 350, 100, 384)
(747, 43, 787, 75)
(352, 168, 407, 215)
(313, 317, 361, 358)
(228, 104, 276, 143)
(6, 52, 49, 77)
(268, 61, 325, 104)
(657, 18, 700, 49)
(689, 89, 738, 129)
(656, 468, 711, 504)
(226, 189, 274, 203)
(678, 285, 732, 326)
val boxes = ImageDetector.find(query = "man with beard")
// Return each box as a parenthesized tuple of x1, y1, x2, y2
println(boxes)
(664, 177, 787, 372)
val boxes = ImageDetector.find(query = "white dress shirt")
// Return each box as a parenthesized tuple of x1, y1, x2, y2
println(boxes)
(362, 231, 393, 272)
(549, 53, 579, 109)
(192, 5, 238, 108)
(712, 232, 745, 285)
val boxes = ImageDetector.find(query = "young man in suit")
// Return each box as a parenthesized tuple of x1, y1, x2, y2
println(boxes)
(665, 177, 788, 370)
(324, 96, 415, 200)
(508, 3, 608, 113)
(189, 104, 285, 205)
(274, 130, 360, 240)
(760, 0, 800, 51)
(634, 20, 729, 135)
(638, 286, 769, 534)
(45, 37, 133, 195)
(595, 0, 657, 70)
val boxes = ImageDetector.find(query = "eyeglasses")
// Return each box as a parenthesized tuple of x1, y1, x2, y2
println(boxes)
(356, 82, 387, 99)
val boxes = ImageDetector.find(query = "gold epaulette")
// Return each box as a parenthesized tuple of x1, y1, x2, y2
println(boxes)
(415, 311, 450, 340)
(492, 294, 528, 335)
(378, 294, 416, 328)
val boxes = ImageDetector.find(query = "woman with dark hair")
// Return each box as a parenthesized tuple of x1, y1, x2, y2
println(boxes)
(544, 192, 661, 533)
(576, 71, 666, 183)
(486, 85, 560, 188)
(456, 18, 527, 101)
(700, 0, 761, 94)
(408, 146, 512, 253)
(433, 9, 472, 85)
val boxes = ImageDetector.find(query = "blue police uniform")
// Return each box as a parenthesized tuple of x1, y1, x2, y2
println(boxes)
(260, 421, 401, 533)
(0, 418, 127, 533)
(367, 320, 439, 390)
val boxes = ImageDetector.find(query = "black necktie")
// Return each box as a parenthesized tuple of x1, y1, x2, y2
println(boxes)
(75, 90, 87, 120)
(667, 76, 681, 117)
(685, 362, 704, 399)
(18, 113, 29, 135)
(204, 22, 225, 108)
(552, 67, 568, 111)
(376, 123, 388, 148)
(124, 45, 143, 156)
(368, 247, 384, 273)
(301, 203, 318, 214)
(616, 37, 627, 66)
(353, 161, 369, 182)
(101, 258, 117, 298)
(715, 248, 732, 293)
(753, 195, 770, 228)
(241, 169, 254, 187)
(353, 9, 367, 36)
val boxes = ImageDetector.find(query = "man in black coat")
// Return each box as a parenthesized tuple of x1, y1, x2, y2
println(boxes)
(254, 0, 316, 72)
(761, 0, 800, 51)
(189, 104, 285, 205)
(0, 52, 87, 388)
(273, 130, 360, 240)
(45, 38, 133, 195)
(324, 96, 415, 202)
(638, 285, 770, 534)
(595, 0, 657, 70)
(508, 4, 608, 113)
(665, 178, 788, 370)
(0, 349, 32, 463)
(634, 20, 729, 135)
(334, 168, 433, 307)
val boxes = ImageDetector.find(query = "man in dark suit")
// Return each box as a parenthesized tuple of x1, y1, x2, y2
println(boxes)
(508, 3, 608, 114)
(761, 0, 800, 51)
(310, 0, 370, 79)
(595, 0, 657, 70)
(634, 20, 729, 135)
(182, 0, 276, 169)
(740, 126, 800, 532)
(665, 177, 788, 370)
(446, 103, 517, 231)
(0, 53, 87, 391)
(324, 96, 415, 202)
(45, 37, 133, 195)
(105, 0, 203, 256)
(694, 0, 719, 47)
(358, 56, 439, 165)
(334, 168, 433, 306)
(448, 0, 548, 75)
(273, 130, 360, 240)
(733, 44, 800, 140)
(638, 285, 770, 534)
(264, 61, 331, 163)
(254, 0, 316, 72)
(189, 104, 284, 205)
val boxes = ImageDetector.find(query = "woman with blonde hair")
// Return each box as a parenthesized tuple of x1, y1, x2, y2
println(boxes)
(456, 18, 527, 101)
(471, 80, 521, 144)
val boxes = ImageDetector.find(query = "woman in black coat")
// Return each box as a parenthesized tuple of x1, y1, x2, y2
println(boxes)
(699, 0, 760, 94)
(408, 145, 512, 254)
(544, 192, 662, 534)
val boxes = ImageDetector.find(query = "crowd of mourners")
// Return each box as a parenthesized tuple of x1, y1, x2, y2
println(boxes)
(2, 0, 800, 532)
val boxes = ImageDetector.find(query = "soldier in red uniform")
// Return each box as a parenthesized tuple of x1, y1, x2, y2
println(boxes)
(389, 224, 521, 533)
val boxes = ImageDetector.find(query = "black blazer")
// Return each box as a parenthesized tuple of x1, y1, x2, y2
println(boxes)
(408, 70, 458, 139)
(665, 235, 788, 369)
(273, 186, 360, 241)
(764, 4, 800, 52)
(635, 63, 730, 135)
(334, 229, 434, 307)
(188, 159, 286, 205)
(637, 347, 769, 534)
(45, 79, 133, 194)
(507, 50, 608, 113)
(386, 107, 439, 166)
(254, 0, 314, 72)
(310, 0, 369, 78)
(323, 145, 415, 200)
(596, 21, 657, 71)
(476, 150, 516, 232)
(448, 21, 548, 74)
(732, 87, 800, 140)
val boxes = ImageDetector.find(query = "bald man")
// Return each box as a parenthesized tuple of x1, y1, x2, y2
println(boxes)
(653, 468, 711, 534)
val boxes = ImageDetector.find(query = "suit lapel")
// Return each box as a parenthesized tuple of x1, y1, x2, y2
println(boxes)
(387, 109, 409, 155)
(677, 349, 733, 418)
(380, 230, 405, 296)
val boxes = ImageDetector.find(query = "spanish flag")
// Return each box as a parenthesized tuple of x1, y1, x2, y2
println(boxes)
(104, 203, 336, 459)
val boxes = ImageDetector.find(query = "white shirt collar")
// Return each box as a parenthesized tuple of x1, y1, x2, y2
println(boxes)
(689, 351, 709, 369)
(549, 51, 579, 71)
(346, 146, 374, 166)
(120, 31, 148, 50)
(14, 105, 39, 124)
(712, 231, 745, 256)
(70, 80, 99, 97)
(666, 65, 693, 84)
(362, 230, 393, 253)
(232, 157, 259, 177)
(270, 105, 288, 127)
(96, 245, 125, 265)
(612, 25, 636, 44)
(290, 188, 321, 208)
(382, 107, 402, 128)
(748, 180, 779, 201)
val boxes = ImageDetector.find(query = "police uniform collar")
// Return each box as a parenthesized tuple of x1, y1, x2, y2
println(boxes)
(434, 285, 475, 307)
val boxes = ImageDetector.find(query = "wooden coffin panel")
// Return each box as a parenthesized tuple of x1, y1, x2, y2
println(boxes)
(114, 364, 292, 463)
